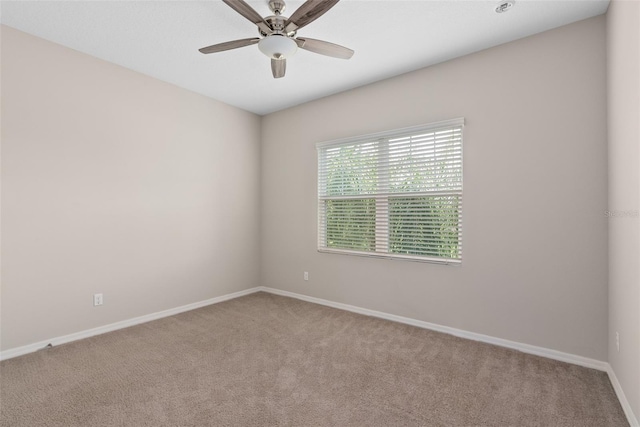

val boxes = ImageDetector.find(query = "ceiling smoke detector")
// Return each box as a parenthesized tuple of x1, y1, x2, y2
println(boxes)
(495, 1, 515, 13)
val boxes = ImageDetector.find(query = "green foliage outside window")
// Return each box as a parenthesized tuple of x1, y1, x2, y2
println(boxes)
(389, 196, 460, 259)
(325, 199, 376, 251)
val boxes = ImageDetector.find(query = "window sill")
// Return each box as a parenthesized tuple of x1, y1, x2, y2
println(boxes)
(318, 247, 462, 265)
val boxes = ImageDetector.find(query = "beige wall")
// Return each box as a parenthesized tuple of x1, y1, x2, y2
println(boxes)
(261, 17, 608, 360)
(607, 0, 640, 419)
(0, 14, 615, 368)
(0, 26, 261, 351)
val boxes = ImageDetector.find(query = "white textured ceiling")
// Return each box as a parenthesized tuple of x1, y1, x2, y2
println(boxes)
(1, 0, 609, 115)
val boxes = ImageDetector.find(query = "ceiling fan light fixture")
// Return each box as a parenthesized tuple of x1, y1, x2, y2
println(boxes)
(258, 35, 298, 59)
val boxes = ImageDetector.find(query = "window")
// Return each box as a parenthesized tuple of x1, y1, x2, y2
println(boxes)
(317, 118, 463, 264)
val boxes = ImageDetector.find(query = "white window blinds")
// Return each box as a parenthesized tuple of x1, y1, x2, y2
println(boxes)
(317, 118, 463, 263)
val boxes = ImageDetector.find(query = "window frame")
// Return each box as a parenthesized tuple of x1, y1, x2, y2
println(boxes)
(316, 118, 464, 265)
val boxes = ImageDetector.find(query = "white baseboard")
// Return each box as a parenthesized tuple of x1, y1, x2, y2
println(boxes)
(1, 285, 607, 370)
(259, 287, 608, 371)
(2, 285, 636, 427)
(607, 364, 640, 427)
(0, 286, 262, 361)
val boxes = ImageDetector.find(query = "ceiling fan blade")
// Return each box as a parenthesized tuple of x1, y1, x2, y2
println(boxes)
(285, 0, 340, 33)
(271, 58, 286, 79)
(199, 38, 260, 54)
(223, 0, 271, 33)
(297, 37, 354, 59)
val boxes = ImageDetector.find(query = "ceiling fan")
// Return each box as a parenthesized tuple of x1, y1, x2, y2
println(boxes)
(199, 0, 354, 78)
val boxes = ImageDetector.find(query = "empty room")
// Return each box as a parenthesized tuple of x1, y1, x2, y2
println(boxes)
(1, 0, 638, 425)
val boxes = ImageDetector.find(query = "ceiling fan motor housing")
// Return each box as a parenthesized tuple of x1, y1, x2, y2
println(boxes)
(264, 15, 288, 36)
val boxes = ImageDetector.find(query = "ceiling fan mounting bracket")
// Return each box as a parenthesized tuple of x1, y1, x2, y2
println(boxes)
(268, 0, 286, 15)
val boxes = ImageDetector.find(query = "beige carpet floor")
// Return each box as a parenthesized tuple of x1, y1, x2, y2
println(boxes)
(0, 292, 628, 426)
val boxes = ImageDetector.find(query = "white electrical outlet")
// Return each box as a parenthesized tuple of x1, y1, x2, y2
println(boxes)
(616, 332, 620, 352)
(304, 271, 309, 281)
(93, 293, 103, 307)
